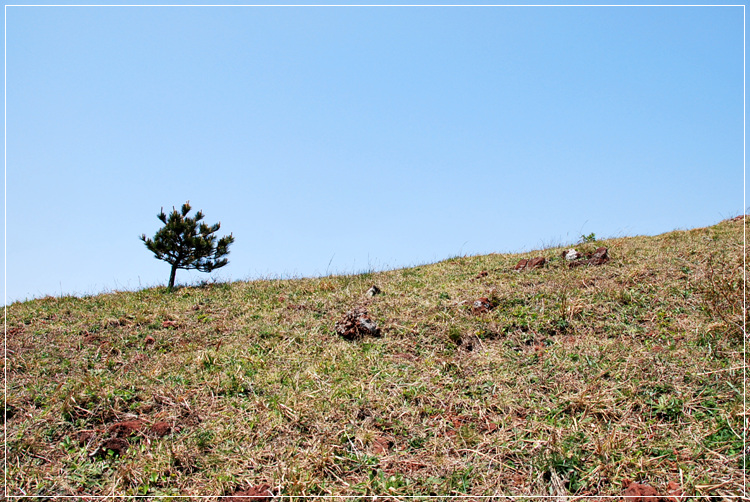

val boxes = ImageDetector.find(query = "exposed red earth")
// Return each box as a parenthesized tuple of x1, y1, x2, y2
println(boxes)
(226, 484, 273, 501)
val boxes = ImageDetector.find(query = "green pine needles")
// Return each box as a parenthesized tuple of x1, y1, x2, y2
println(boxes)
(140, 201, 235, 291)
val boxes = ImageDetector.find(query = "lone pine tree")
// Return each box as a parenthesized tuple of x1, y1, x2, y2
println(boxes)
(141, 202, 235, 290)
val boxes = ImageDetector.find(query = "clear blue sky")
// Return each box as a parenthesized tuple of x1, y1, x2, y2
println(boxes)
(4, 3, 745, 303)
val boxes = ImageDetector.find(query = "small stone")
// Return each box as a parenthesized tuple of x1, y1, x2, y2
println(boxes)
(90, 438, 129, 458)
(335, 308, 380, 340)
(77, 430, 98, 447)
(589, 247, 609, 265)
(371, 435, 392, 454)
(108, 420, 144, 438)
(475, 271, 489, 279)
(514, 259, 529, 270)
(515, 257, 545, 270)
(366, 285, 381, 297)
(150, 421, 173, 437)
(144, 334, 156, 346)
(563, 249, 580, 261)
(526, 257, 546, 269)
(472, 297, 492, 314)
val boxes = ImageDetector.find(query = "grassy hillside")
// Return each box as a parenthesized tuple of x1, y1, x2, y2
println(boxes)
(4, 218, 746, 499)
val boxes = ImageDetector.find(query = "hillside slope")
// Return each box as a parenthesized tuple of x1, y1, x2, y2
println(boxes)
(4, 218, 746, 498)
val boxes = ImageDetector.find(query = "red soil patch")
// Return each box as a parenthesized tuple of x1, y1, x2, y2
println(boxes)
(371, 435, 392, 454)
(621, 481, 661, 502)
(666, 481, 684, 502)
(108, 420, 144, 438)
(383, 459, 428, 474)
(150, 421, 173, 437)
(226, 484, 273, 501)
(91, 438, 129, 458)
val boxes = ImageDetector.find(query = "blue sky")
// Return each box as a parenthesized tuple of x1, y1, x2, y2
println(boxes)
(4, 3, 745, 303)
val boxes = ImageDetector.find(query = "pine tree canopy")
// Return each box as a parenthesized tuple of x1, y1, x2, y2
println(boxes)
(140, 202, 235, 290)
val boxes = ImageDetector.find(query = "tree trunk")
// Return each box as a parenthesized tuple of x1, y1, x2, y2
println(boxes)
(168, 264, 178, 291)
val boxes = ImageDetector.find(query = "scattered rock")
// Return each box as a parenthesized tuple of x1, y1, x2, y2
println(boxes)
(109, 420, 144, 438)
(90, 437, 129, 458)
(77, 430, 99, 447)
(621, 481, 661, 502)
(366, 285, 381, 297)
(527, 257, 546, 269)
(589, 247, 610, 265)
(472, 297, 492, 314)
(144, 334, 156, 346)
(371, 435, 393, 454)
(227, 485, 273, 502)
(162, 320, 178, 329)
(150, 421, 173, 437)
(568, 247, 610, 268)
(474, 271, 489, 279)
(335, 308, 380, 340)
(515, 257, 546, 270)
(563, 249, 581, 261)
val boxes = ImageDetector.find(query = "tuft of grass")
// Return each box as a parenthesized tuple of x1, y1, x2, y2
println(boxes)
(4, 217, 745, 498)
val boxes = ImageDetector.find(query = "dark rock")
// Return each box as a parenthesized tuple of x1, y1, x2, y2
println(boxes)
(515, 257, 545, 270)
(527, 257, 546, 269)
(514, 259, 529, 270)
(90, 438, 129, 458)
(472, 297, 492, 314)
(77, 430, 99, 447)
(335, 308, 380, 340)
(475, 271, 489, 279)
(589, 247, 609, 265)
(568, 247, 610, 267)
(366, 285, 381, 297)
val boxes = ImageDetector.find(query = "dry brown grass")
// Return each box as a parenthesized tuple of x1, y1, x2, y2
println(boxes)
(3, 217, 746, 498)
